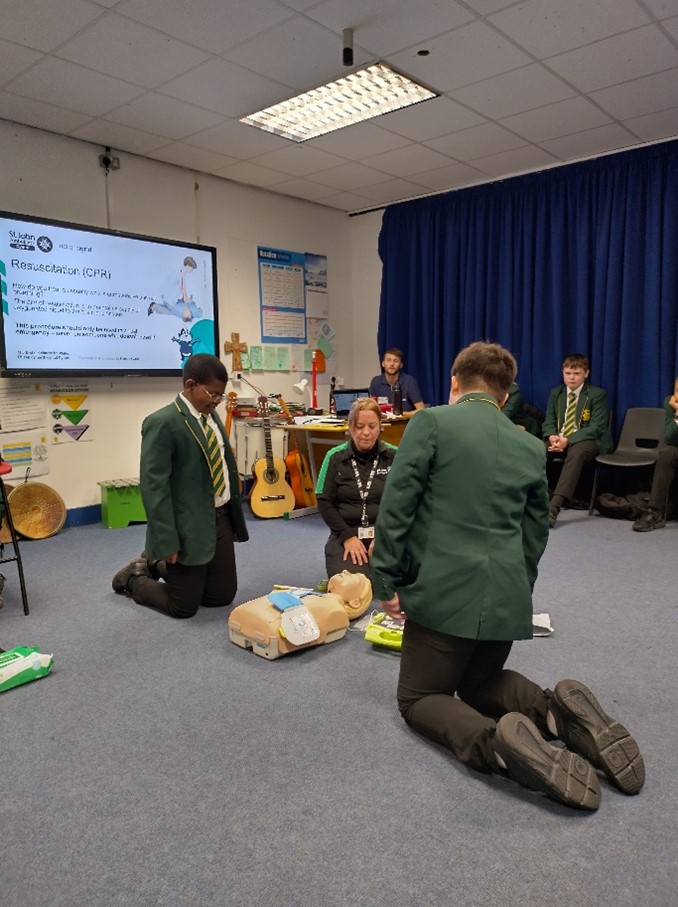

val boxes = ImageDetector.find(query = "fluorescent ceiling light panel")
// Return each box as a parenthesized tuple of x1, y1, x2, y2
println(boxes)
(240, 62, 438, 142)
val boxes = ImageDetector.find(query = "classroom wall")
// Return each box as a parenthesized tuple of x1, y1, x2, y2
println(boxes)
(0, 120, 385, 510)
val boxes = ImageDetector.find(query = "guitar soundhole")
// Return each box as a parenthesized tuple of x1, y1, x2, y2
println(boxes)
(264, 467, 280, 484)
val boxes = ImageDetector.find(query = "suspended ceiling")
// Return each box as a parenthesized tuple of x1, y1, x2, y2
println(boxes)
(1, 0, 677, 213)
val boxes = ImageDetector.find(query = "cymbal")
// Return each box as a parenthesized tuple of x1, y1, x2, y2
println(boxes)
(7, 482, 67, 540)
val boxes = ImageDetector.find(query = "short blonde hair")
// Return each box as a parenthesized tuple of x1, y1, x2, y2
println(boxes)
(347, 397, 382, 429)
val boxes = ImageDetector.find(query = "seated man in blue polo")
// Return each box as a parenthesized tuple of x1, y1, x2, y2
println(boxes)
(368, 347, 425, 413)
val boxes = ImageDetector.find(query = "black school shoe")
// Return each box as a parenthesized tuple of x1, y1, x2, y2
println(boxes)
(494, 712, 601, 810)
(112, 558, 150, 596)
(550, 679, 645, 795)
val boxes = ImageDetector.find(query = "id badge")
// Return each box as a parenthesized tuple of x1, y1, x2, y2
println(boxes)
(358, 526, 375, 540)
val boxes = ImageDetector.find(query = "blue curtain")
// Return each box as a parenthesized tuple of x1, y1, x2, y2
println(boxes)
(377, 139, 678, 431)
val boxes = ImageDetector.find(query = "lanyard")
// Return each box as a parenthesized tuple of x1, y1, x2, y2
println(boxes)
(350, 456, 378, 526)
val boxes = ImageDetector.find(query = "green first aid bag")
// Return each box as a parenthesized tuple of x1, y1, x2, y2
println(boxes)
(0, 646, 54, 693)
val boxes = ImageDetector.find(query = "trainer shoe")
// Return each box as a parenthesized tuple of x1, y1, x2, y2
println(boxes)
(112, 558, 150, 596)
(549, 679, 645, 795)
(632, 509, 666, 532)
(493, 712, 601, 810)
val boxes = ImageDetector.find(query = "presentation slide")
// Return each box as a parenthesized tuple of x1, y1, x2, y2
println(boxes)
(0, 212, 218, 376)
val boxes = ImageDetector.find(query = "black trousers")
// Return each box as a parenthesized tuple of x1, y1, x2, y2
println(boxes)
(397, 619, 549, 773)
(548, 440, 599, 503)
(324, 532, 371, 580)
(649, 445, 678, 512)
(131, 505, 237, 619)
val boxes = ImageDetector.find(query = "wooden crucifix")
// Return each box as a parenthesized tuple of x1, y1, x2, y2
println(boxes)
(224, 332, 248, 372)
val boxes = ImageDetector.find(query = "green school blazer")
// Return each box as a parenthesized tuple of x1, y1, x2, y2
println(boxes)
(140, 395, 248, 565)
(371, 395, 550, 641)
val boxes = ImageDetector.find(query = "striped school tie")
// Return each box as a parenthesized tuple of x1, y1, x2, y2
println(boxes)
(201, 415, 226, 496)
(562, 391, 577, 436)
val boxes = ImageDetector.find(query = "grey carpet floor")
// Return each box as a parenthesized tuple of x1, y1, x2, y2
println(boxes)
(0, 509, 676, 907)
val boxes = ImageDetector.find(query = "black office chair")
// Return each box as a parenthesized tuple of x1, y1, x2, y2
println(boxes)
(588, 407, 666, 515)
(0, 463, 29, 615)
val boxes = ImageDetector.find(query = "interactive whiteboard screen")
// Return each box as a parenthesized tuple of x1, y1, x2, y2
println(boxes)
(0, 211, 219, 377)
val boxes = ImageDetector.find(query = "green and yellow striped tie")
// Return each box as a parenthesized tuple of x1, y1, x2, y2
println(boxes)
(201, 415, 226, 497)
(562, 391, 577, 436)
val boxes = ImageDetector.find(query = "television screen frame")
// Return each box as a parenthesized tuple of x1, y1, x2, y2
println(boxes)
(0, 210, 220, 378)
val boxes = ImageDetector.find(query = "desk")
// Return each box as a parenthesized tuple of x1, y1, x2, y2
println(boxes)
(282, 415, 413, 489)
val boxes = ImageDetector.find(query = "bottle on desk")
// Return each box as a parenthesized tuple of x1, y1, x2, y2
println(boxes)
(392, 382, 403, 416)
(329, 377, 337, 417)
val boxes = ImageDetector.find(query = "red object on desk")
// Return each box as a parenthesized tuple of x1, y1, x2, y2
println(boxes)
(311, 350, 318, 410)
(0, 460, 12, 476)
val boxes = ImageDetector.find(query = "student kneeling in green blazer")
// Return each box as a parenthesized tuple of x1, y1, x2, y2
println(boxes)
(371, 341, 644, 810)
(112, 354, 248, 618)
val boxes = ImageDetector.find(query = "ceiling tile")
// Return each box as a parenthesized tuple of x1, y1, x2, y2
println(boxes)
(641, 0, 678, 18)
(454, 64, 576, 119)
(591, 69, 678, 120)
(148, 143, 241, 172)
(623, 108, 678, 141)
(409, 161, 487, 191)
(388, 21, 531, 92)
(358, 178, 431, 204)
(213, 160, 290, 187)
(0, 91, 91, 133)
(468, 145, 560, 177)
(489, 0, 650, 58)
(0, 0, 103, 52)
(185, 120, 288, 158)
(303, 161, 392, 191)
(361, 143, 454, 176)
(500, 97, 612, 143)
(306, 0, 474, 57)
(116, 0, 293, 55)
(660, 14, 678, 40)
(70, 119, 169, 154)
(463, 0, 521, 12)
(539, 123, 639, 159)
(56, 14, 211, 88)
(547, 25, 678, 92)
(104, 92, 224, 139)
(160, 59, 291, 118)
(0, 40, 43, 85)
(223, 17, 351, 90)
(271, 178, 338, 201)
(251, 145, 347, 176)
(307, 122, 412, 158)
(377, 96, 486, 141)
(6, 58, 144, 116)
(316, 190, 375, 211)
(427, 122, 526, 160)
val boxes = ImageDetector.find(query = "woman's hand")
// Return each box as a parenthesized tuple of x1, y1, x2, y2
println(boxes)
(343, 535, 369, 565)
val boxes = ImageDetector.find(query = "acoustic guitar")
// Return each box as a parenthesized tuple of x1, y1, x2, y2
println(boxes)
(249, 396, 296, 519)
(285, 448, 317, 509)
(224, 390, 238, 440)
(273, 393, 316, 508)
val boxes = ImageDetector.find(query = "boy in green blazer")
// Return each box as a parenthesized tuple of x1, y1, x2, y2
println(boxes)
(371, 342, 644, 809)
(632, 376, 678, 531)
(112, 354, 248, 618)
(543, 354, 613, 527)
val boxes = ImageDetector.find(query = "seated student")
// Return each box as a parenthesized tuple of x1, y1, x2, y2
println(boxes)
(632, 376, 678, 532)
(543, 354, 613, 528)
(315, 398, 397, 579)
(502, 382, 541, 435)
(368, 347, 425, 412)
